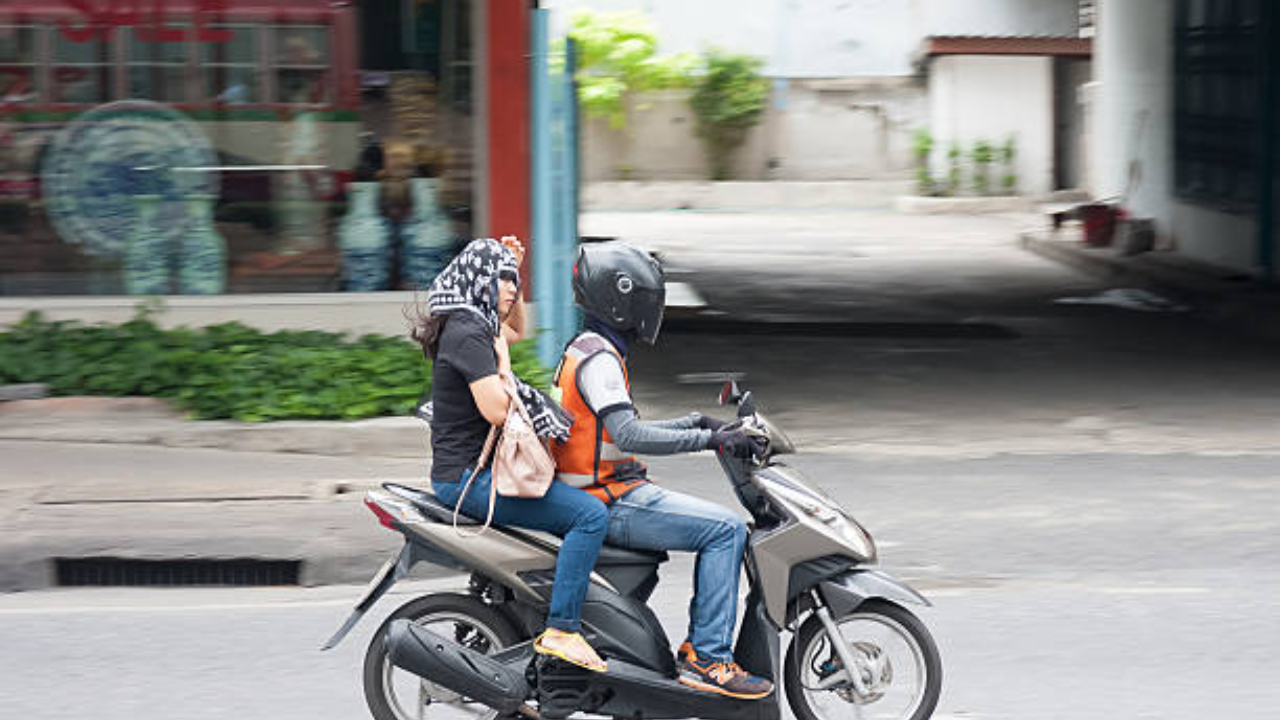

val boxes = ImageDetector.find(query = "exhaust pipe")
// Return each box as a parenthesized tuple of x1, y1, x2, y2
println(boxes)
(385, 619, 530, 714)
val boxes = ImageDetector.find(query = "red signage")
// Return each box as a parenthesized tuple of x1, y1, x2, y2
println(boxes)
(58, 0, 233, 43)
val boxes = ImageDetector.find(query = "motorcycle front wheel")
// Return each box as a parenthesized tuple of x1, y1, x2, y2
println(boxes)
(785, 600, 942, 720)
(363, 593, 521, 720)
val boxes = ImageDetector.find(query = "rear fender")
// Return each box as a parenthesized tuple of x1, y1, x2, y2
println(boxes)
(321, 541, 449, 650)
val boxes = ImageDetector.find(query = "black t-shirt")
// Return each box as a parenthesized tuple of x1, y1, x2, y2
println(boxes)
(429, 313, 498, 483)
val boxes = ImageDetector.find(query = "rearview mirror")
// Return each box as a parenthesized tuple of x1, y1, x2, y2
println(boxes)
(719, 380, 742, 406)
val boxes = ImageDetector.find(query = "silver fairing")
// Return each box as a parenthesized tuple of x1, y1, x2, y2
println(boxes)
(749, 464, 877, 626)
(367, 490, 572, 601)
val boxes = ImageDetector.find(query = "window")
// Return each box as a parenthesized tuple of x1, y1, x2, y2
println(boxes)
(126, 25, 191, 103)
(205, 25, 260, 104)
(274, 26, 329, 105)
(0, 25, 38, 104)
(1174, 0, 1263, 209)
(52, 28, 113, 104)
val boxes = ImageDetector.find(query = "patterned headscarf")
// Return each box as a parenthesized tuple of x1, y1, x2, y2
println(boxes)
(427, 238, 573, 441)
(428, 238, 520, 338)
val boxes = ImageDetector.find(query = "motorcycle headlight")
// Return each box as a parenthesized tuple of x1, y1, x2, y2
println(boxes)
(765, 481, 877, 562)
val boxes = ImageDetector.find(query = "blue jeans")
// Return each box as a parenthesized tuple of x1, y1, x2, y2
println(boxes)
(433, 470, 608, 633)
(605, 483, 748, 663)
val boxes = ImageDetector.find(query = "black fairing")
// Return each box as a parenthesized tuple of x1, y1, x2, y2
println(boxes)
(732, 581, 780, 682)
(580, 583, 676, 675)
(788, 554, 859, 602)
(596, 562, 662, 602)
(519, 572, 675, 674)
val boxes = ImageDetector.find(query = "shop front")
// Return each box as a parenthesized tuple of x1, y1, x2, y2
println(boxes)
(0, 0, 528, 304)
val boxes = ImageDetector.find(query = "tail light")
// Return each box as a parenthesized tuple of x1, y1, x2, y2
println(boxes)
(365, 497, 398, 530)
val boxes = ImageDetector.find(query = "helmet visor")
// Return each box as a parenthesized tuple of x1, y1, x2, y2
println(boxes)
(633, 287, 666, 344)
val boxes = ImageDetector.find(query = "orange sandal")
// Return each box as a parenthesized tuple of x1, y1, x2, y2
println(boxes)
(534, 629, 608, 673)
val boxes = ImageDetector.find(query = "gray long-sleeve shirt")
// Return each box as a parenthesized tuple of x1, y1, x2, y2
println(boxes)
(577, 351, 712, 455)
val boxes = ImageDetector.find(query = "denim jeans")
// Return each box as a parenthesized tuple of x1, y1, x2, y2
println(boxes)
(433, 470, 608, 633)
(605, 483, 748, 663)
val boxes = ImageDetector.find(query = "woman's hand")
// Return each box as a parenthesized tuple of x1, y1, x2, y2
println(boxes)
(500, 236, 525, 266)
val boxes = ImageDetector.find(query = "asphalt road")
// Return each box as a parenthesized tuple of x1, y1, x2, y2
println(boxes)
(3, 449, 1278, 720)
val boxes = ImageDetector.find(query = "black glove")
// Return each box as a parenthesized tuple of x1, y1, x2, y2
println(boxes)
(693, 413, 727, 432)
(708, 429, 756, 458)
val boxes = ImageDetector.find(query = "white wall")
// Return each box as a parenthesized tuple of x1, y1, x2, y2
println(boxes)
(581, 80, 924, 181)
(929, 55, 1055, 195)
(546, 0, 1081, 78)
(921, 0, 1080, 36)
(1093, 0, 1257, 272)
(545, 0, 924, 77)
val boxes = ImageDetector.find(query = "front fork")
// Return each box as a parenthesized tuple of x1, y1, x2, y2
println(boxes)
(809, 588, 873, 697)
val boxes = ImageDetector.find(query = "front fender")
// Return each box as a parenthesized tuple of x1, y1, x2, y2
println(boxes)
(818, 569, 931, 618)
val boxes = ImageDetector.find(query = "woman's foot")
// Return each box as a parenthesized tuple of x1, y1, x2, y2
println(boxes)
(535, 628, 608, 672)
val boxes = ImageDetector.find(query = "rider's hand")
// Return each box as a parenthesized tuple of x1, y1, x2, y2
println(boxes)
(707, 429, 757, 458)
(693, 413, 727, 432)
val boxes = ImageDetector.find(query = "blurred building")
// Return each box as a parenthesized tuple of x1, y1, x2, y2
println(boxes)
(548, 0, 1087, 185)
(0, 0, 533, 299)
(1089, 0, 1279, 279)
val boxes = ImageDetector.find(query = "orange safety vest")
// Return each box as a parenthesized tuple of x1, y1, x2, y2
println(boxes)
(552, 333, 649, 503)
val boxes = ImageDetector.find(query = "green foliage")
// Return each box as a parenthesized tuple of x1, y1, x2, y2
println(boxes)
(0, 309, 550, 422)
(913, 128, 935, 195)
(567, 10, 697, 129)
(1000, 134, 1018, 194)
(970, 139, 994, 196)
(689, 50, 769, 180)
(946, 142, 963, 196)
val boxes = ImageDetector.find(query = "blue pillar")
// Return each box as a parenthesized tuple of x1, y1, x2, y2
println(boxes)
(531, 9, 557, 367)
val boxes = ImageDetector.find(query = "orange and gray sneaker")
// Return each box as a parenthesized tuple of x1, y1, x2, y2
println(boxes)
(676, 641, 773, 699)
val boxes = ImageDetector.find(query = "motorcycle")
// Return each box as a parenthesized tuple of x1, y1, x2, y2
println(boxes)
(324, 381, 942, 720)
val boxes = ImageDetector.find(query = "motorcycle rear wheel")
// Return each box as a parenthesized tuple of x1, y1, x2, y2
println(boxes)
(785, 600, 941, 720)
(363, 593, 521, 720)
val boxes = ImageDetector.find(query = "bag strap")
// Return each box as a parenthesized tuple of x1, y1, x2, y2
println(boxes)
(453, 426, 499, 538)
(500, 372, 535, 426)
(451, 375, 531, 539)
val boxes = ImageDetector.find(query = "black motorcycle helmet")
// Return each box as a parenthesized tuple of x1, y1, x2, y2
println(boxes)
(572, 241, 666, 345)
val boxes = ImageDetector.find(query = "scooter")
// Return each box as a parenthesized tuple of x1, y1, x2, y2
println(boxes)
(324, 381, 942, 720)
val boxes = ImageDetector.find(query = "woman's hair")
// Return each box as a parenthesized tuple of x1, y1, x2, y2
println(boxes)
(406, 295, 448, 360)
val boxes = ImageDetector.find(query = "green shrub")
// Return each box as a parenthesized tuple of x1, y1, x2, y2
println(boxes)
(0, 308, 550, 422)
(568, 10, 697, 129)
(1000, 135, 1018, 195)
(690, 50, 769, 180)
(970, 139, 994, 196)
(913, 128, 935, 196)
(946, 142, 962, 196)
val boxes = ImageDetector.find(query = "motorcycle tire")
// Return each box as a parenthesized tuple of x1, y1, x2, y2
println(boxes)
(363, 592, 521, 720)
(785, 599, 942, 720)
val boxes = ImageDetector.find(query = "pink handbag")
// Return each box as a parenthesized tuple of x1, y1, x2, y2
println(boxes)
(454, 373, 556, 536)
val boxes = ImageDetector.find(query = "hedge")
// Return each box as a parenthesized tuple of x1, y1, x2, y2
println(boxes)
(0, 307, 550, 422)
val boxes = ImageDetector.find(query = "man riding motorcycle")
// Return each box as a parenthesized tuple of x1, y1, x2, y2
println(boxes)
(552, 240, 773, 700)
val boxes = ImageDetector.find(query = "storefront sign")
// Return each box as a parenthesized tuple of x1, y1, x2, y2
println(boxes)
(59, 0, 233, 43)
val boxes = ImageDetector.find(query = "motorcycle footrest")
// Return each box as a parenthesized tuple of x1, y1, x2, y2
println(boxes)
(536, 656, 592, 720)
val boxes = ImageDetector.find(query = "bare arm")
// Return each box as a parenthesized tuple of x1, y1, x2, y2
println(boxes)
(469, 335, 514, 425)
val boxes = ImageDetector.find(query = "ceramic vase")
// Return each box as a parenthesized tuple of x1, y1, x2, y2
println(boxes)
(338, 182, 391, 291)
(178, 195, 226, 294)
(400, 178, 453, 289)
(123, 194, 170, 295)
